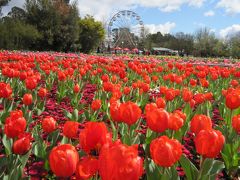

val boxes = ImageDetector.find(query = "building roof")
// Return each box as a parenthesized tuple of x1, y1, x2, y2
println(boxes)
(152, 47, 178, 53)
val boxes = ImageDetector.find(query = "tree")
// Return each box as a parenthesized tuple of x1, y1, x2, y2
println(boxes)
(78, 15, 105, 53)
(212, 40, 229, 57)
(8, 6, 26, 21)
(174, 32, 194, 56)
(51, 1, 80, 51)
(0, 16, 40, 50)
(144, 34, 153, 50)
(228, 32, 240, 58)
(0, 5, 40, 50)
(25, 0, 79, 51)
(144, 31, 180, 53)
(194, 28, 218, 57)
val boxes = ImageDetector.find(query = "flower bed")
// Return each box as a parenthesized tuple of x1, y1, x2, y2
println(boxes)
(0, 51, 240, 179)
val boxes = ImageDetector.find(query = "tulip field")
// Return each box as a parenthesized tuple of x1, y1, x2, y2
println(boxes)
(1, 51, 240, 180)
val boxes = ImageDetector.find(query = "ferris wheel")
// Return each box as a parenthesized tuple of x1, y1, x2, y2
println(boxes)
(107, 10, 144, 49)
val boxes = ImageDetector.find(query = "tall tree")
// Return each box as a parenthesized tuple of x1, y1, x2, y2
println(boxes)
(194, 28, 218, 57)
(212, 40, 229, 57)
(8, 6, 26, 20)
(0, 16, 40, 50)
(228, 32, 240, 58)
(174, 32, 194, 56)
(25, 0, 79, 51)
(78, 15, 105, 53)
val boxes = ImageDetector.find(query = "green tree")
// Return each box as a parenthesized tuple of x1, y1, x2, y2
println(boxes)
(228, 32, 240, 58)
(25, 0, 79, 52)
(212, 40, 230, 57)
(7, 6, 26, 21)
(0, 16, 40, 50)
(174, 32, 194, 56)
(194, 28, 218, 57)
(78, 15, 105, 53)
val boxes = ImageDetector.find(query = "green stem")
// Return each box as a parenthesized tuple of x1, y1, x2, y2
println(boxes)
(197, 156, 205, 180)
(171, 130, 175, 139)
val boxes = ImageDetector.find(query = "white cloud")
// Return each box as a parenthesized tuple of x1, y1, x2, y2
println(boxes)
(217, 0, 240, 14)
(74, 0, 206, 20)
(210, 28, 216, 33)
(137, 0, 205, 12)
(1, 0, 25, 16)
(204, 10, 215, 17)
(189, 0, 206, 7)
(219, 24, 240, 38)
(145, 22, 176, 34)
(193, 22, 206, 27)
(1, 0, 206, 20)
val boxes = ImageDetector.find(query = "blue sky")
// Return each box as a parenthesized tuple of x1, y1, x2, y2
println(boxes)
(2, 0, 240, 38)
(136, 1, 240, 35)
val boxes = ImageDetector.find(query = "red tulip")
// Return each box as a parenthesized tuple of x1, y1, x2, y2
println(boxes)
(25, 77, 37, 90)
(141, 83, 149, 93)
(74, 84, 80, 93)
(194, 93, 205, 105)
(200, 78, 209, 88)
(211, 73, 218, 80)
(13, 133, 31, 155)
(110, 101, 122, 122)
(146, 108, 169, 133)
(58, 71, 66, 81)
(123, 87, 131, 95)
(204, 92, 213, 101)
(103, 82, 113, 92)
(156, 97, 166, 108)
(174, 110, 186, 121)
(195, 129, 225, 158)
(175, 76, 183, 84)
(152, 75, 158, 82)
(91, 99, 101, 111)
(123, 77, 128, 83)
(190, 99, 196, 108)
(111, 75, 117, 83)
(190, 114, 212, 135)
(23, 93, 32, 106)
(38, 87, 47, 98)
(182, 88, 193, 102)
(225, 92, 240, 110)
(101, 74, 109, 82)
(112, 89, 122, 99)
(232, 115, 240, 133)
(79, 122, 110, 153)
(42, 117, 56, 133)
(190, 79, 197, 86)
(168, 113, 184, 131)
(230, 80, 239, 87)
(132, 82, 138, 89)
(76, 157, 99, 179)
(99, 141, 143, 180)
(63, 121, 79, 139)
(10, 109, 23, 119)
(150, 136, 182, 167)
(0, 82, 12, 98)
(4, 110, 26, 138)
(165, 89, 176, 101)
(49, 144, 79, 177)
(119, 101, 142, 126)
(145, 103, 157, 115)
(19, 71, 27, 81)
